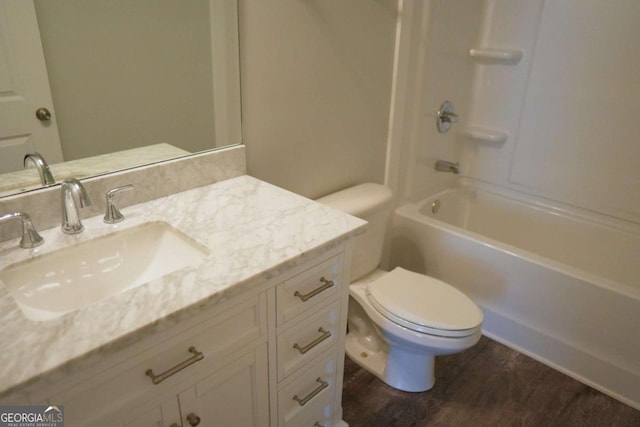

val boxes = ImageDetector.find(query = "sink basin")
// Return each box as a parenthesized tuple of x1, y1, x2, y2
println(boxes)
(0, 221, 209, 321)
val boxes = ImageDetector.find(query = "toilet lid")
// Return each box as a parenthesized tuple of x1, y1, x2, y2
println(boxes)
(366, 267, 483, 335)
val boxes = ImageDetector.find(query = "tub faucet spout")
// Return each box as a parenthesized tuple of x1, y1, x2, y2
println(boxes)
(435, 160, 460, 174)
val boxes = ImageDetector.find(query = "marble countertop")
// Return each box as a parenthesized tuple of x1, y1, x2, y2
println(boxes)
(0, 175, 365, 396)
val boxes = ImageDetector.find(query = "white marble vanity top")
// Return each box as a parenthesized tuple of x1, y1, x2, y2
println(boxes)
(0, 175, 365, 396)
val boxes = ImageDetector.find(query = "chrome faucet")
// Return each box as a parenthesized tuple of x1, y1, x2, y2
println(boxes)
(24, 152, 55, 186)
(61, 178, 92, 234)
(0, 212, 44, 248)
(435, 160, 460, 174)
(104, 184, 134, 224)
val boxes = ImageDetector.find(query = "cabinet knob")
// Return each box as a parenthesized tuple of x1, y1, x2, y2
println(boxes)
(186, 413, 201, 426)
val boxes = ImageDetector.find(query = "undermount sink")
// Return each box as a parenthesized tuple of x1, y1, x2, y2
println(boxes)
(0, 221, 209, 321)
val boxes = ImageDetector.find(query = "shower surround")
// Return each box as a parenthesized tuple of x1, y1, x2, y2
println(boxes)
(385, 0, 640, 409)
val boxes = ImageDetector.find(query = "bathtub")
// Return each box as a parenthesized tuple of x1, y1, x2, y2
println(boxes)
(390, 186, 640, 409)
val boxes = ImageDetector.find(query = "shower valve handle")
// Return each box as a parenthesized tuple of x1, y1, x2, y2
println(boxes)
(437, 101, 459, 133)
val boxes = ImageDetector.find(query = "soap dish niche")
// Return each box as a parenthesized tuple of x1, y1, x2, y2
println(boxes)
(460, 127, 508, 144)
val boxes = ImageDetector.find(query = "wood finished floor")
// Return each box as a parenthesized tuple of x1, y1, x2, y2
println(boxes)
(342, 337, 640, 427)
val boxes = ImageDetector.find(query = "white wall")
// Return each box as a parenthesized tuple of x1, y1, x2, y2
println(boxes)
(240, 0, 397, 199)
(394, 0, 640, 225)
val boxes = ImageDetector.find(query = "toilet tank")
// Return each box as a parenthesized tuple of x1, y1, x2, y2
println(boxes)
(317, 183, 394, 281)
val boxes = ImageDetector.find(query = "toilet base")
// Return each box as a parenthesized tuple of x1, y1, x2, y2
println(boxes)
(385, 345, 435, 392)
(345, 333, 387, 382)
(345, 332, 436, 392)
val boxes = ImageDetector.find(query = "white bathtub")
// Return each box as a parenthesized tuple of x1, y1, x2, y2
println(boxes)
(390, 187, 640, 409)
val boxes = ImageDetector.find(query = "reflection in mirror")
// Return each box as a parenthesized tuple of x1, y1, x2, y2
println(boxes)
(0, 0, 241, 198)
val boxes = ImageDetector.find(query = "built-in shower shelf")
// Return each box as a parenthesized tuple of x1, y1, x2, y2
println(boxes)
(460, 127, 508, 143)
(469, 48, 523, 64)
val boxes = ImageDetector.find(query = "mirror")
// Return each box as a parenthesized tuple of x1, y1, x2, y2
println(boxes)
(0, 0, 241, 198)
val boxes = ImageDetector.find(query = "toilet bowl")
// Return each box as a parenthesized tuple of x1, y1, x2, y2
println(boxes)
(346, 267, 482, 392)
(317, 183, 483, 392)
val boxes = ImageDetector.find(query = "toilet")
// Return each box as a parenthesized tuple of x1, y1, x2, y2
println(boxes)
(317, 183, 483, 392)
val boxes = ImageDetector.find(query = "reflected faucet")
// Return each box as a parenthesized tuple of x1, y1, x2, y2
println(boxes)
(435, 160, 460, 175)
(61, 178, 92, 234)
(24, 152, 55, 186)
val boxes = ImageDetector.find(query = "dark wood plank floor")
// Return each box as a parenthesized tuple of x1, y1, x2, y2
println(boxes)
(342, 336, 640, 427)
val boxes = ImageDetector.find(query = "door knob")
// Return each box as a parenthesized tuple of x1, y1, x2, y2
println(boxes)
(186, 413, 201, 426)
(35, 107, 52, 121)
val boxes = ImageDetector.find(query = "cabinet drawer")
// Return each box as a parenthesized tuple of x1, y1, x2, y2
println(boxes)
(278, 349, 338, 427)
(277, 254, 343, 325)
(52, 294, 267, 426)
(277, 300, 340, 381)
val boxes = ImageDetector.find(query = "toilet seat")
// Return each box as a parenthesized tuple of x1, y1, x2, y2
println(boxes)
(366, 267, 483, 338)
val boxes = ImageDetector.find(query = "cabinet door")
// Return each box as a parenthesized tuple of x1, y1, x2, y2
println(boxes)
(121, 396, 181, 427)
(178, 343, 269, 427)
(121, 405, 163, 427)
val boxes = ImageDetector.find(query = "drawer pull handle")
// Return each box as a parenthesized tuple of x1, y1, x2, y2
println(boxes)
(294, 277, 335, 302)
(293, 377, 329, 406)
(293, 327, 332, 354)
(314, 423, 325, 427)
(145, 346, 204, 385)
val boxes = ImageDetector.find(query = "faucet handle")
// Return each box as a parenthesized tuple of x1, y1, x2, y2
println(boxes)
(0, 212, 44, 249)
(436, 101, 459, 133)
(104, 184, 134, 224)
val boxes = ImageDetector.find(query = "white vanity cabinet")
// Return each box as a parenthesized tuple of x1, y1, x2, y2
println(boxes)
(273, 252, 347, 427)
(123, 343, 269, 427)
(173, 344, 270, 427)
(48, 292, 269, 427)
(22, 244, 351, 427)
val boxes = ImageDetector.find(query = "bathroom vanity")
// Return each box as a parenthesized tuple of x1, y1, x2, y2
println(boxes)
(0, 175, 365, 427)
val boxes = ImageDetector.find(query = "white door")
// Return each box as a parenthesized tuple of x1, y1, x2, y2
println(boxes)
(0, 0, 62, 173)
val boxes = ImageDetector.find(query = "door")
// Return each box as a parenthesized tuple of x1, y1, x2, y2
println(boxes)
(177, 344, 270, 427)
(0, 0, 62, 173)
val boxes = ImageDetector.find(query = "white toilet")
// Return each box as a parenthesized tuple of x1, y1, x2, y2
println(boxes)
(318, 183, 483, 392)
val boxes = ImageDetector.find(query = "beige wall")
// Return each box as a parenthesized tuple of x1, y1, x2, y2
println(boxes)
(239, 0, 397, 199)
(35, 0, 217, 160)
